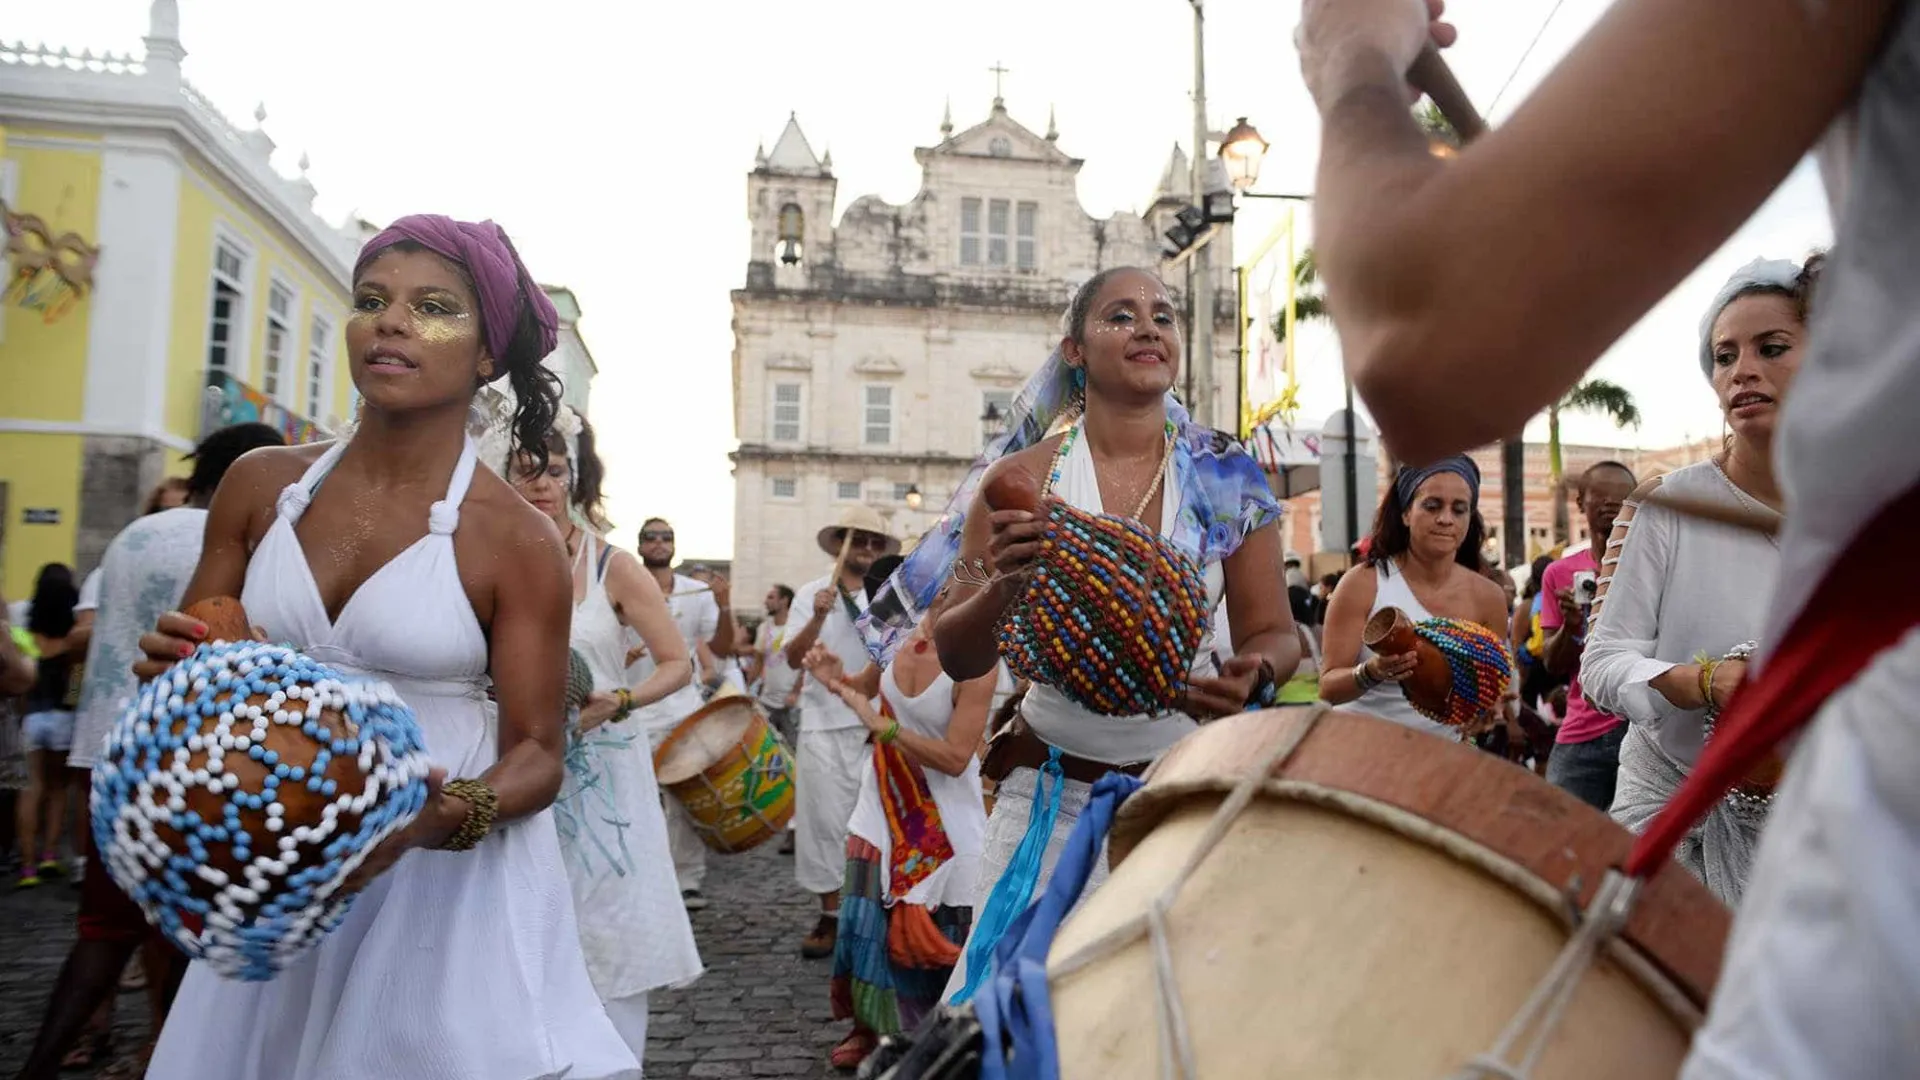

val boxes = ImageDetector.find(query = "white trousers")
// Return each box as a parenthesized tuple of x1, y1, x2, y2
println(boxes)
(794, 726, 870, 896)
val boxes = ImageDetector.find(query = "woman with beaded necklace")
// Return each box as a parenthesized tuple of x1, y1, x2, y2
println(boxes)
(862, 266, 1300, 1001)
(131, 215, 637, 1079)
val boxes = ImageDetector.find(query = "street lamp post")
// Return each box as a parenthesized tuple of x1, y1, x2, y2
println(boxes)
(1187, 0, 1214, 428)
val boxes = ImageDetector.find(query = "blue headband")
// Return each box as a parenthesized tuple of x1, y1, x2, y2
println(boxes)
(1394, 454, 1481, 508)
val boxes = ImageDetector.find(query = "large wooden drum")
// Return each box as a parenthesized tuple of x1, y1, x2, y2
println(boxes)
(653, 692, 795, 854)
(1042, 707, 1729, 1079)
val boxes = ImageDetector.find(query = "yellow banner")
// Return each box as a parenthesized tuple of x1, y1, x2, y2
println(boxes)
(1239, 208, 1298, 436)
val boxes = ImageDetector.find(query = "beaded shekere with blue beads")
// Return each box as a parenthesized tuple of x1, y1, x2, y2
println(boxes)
(995, 500, 1212, 717)
(90, 640, 431, 981)
(1408, 617, 1513, 728)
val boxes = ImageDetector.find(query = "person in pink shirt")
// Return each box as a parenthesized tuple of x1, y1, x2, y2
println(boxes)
(1539, 461, 1637, 811)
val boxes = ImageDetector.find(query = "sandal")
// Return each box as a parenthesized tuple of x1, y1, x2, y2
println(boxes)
(829, 1030, 877, 1070)
(60, 1028, 112, 1070)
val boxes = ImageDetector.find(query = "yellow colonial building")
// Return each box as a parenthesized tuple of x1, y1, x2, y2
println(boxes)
(0, 1, 363, 595)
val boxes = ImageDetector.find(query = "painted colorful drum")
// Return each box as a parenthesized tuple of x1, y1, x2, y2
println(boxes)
(1034, 707, 1731, 1079)
(652, 690, 794, 853)
(90, 597, 432, 981)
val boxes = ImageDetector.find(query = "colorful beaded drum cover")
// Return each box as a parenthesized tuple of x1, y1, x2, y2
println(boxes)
(1407, 617, 1512, 728)
(91, 638, 432, 981)
(995, 500, 1212, 717)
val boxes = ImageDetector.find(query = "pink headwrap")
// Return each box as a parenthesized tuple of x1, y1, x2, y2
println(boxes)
(354, 214, 558, 371)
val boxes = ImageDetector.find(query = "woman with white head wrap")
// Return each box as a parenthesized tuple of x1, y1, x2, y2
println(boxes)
(1580, 255, 1821, 905)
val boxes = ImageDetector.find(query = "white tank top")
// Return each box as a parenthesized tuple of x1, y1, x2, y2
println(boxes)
(568, 534, 629, 694)
(1355, 560, 1455, 739)
(1022, 429, 1225, 764)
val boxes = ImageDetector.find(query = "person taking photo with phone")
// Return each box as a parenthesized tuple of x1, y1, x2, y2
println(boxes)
(1537, 461, 1637, 812)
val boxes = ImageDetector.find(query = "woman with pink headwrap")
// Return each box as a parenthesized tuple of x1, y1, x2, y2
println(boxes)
(133, 215, 638, 1078)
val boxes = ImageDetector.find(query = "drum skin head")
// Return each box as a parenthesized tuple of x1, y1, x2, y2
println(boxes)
(654, 697, 759, 786)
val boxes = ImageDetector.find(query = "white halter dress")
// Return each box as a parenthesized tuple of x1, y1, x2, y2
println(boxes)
(554, 533, 703, 1042)
(147, 436, 638, 1080)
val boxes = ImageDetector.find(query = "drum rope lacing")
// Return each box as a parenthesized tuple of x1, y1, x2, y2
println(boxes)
(1046, 702, 1334, 1080)
(1040, 706, 1681, 1080)
(1448, 869, 1643, 1079)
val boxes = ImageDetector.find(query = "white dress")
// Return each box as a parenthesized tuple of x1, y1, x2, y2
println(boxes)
(843, 664, 987, 909)
(554, 533, 704, 1054)
(946, 430, 1223, 1000)
(148, 436, 638, 1080)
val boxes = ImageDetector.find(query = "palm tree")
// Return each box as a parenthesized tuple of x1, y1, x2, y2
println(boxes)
(1550, 379, 1642, 544)
(1270, 248, 1325, 345)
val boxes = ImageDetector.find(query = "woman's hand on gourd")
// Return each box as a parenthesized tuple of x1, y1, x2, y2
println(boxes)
(985, 509, 1047, 579)
(577, 691, 621, 732)
(1366, 651, 1418, 684)
(1182, 654, 1265, 720)
(342, 767, 455, 893)
(133, 612, 266, 681)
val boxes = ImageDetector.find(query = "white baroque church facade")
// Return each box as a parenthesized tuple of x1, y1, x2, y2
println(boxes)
(729, 98, 1236, 602)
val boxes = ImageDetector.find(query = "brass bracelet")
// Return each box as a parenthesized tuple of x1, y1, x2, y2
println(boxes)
(435, 778, 500, 852)
(1698, 659, 1721, 714)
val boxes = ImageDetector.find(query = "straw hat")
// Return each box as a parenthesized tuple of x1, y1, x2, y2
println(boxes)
(815, 504, 901, 557)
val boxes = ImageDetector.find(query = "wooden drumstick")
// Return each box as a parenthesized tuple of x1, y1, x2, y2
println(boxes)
(1639, 491, 1781, 538)
(828, 526, 856, 588)
(1409, 43, 1487, 141)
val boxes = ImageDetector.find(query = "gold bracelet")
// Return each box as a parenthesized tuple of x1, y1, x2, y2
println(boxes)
(1698, 659, 1721, 713)
(435, 778, 499, 852)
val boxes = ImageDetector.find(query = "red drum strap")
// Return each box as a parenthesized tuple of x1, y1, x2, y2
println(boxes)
(1623, 481, 1920, 879)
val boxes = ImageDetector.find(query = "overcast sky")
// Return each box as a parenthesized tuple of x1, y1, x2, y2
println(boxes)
(23, 1, 1831, 559)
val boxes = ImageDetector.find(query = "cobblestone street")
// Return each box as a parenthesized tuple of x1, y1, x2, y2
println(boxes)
(0, 842, 848, 1078)
(646, 841, 844, 1079)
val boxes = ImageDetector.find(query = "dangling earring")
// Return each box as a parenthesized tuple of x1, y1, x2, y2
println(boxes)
(1071, 365, 1086, 391)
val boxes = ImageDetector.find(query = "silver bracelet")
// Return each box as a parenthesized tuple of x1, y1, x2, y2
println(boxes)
(1352, 663, 1380, 693)
(950, 557, 994, 587)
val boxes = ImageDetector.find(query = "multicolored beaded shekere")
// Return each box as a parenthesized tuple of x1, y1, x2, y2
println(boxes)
(1408, 617, 1513, 728)
(995, 500, 1212, 717)
(91, 639, 431, 981)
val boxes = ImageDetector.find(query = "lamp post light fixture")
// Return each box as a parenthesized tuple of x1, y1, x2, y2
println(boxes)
(1219, 116, 1268, 193)
(980, 400, 1008, 448)
(904, 484, 924, 511)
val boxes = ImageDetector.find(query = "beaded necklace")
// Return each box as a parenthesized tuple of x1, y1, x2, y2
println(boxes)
(1044, 418, 1178, 521)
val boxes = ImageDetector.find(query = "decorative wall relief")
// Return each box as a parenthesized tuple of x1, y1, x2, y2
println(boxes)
(3, 201, 101, 324)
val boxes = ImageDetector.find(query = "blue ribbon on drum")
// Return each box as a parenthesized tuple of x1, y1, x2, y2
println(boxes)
(958, 770, 1145, 1080)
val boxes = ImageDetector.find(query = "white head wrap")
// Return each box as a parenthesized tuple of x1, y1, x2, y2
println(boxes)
(1698, 258, 1803, 380)
(467, 386, 582, 478)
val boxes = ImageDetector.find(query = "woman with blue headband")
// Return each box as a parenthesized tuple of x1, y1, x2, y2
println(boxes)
(1318, 455, 1513, 739)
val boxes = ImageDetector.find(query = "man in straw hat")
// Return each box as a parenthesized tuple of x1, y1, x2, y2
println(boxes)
(782, 505, 900, 958)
